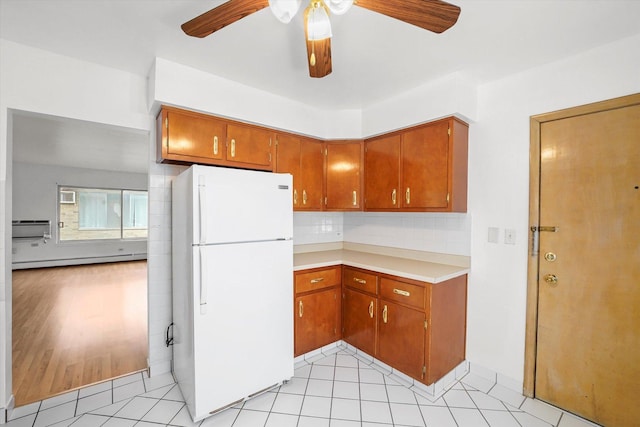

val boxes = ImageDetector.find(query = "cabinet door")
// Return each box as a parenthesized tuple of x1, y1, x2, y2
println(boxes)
(226, 124, 274, 170)
(325, 141, 363, 210)
(299, 138, 324, 210)
(343, 288, 376, 356)
(377, 299, 426, 380)
(364, 135, 401, 210)
(401, 120, 450, 209)
(276, 134, 301, 207)
(164, 109, 226, 162)
(295, 288, 340, 356)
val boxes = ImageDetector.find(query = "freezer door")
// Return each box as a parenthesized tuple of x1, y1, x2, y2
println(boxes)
(190, 240, 293, 421)
(193, 165, 293, 244)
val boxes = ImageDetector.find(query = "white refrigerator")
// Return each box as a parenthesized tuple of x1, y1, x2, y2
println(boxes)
(172, 164, 294, 422)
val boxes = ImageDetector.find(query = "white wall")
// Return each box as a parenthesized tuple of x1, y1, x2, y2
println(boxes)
(0, 39, 151, 414)
(149, 58, 363, 140)
(11, 162, 147, 268)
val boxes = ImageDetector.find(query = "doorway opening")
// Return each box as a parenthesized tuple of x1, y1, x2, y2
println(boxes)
(10, 111, 150, 406)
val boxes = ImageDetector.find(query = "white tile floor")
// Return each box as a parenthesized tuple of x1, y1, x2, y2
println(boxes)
(6, 347, 600, 427)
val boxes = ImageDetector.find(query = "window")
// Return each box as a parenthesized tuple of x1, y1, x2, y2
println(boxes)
(58, 186, 148, 241)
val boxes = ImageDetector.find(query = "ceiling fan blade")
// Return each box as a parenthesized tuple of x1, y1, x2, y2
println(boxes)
(303, 5, 332, 78)
(355, 0, 460, 34)
(182, 0, 270, 38)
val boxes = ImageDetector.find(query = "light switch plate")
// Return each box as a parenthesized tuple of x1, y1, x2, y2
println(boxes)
(488, 227, 499, 243)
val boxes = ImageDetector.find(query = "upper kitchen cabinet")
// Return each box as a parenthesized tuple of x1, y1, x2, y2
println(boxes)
(276, 134, 324, 210)
(364, 117, 469, 212)
(364, 134, 401, 210)
(325, 140, 363, 211)
(226, 123, 274, 171)
(157, 106, 275, 172)
(157, 107, 226, 164)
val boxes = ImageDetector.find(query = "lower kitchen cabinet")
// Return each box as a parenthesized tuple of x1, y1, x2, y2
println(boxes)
(377, 299, 426, 380)
(343, 287, 377, 356)
(341, 266, 467, 386)
(294, 266, 342, 356)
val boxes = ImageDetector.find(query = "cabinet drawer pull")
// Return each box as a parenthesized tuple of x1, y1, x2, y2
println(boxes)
(405, 187, 411, 204)
(353, 277, 366, 285)
(382, 304, 388, 323)
(368, 301, 374, 318)
(393, 288, 411, 297)
(299, 300, 303, 317)
(352, 190, 357, 206)
(392, 188, 397, 205)
(231, 138, 236, 157)
(310, 278, 324, 284)
(213, 136, 219, 155)
(293, 189, 298, 205)
(303, 190, 307, 205)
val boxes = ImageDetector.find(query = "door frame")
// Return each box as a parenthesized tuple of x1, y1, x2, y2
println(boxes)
(524, 92, 640, 397)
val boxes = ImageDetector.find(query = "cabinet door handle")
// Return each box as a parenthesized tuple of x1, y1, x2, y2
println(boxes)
(231, 138, 236, 157)
(299, 300, 303, 317)
(303, 190, 308, 205)
(353, 277, 366, 285)
(213, 136, 219, 155)
(392, 188, 397, 205)
(293, 189, 298, 205)
(405, 187, 411, 204)
(393, 288, 410, 297)
(352, 190, 357, 206)
(310, 278, 324, 284)
(382, 304, 388, 324)
(368, 301, 374, 318)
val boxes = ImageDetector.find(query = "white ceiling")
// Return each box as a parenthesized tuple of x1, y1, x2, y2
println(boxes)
(2, 0, 640, 173)
(11, 112, 149, 174)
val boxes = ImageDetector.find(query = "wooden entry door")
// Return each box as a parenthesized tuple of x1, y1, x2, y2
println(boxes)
(530, 96, 640, 426)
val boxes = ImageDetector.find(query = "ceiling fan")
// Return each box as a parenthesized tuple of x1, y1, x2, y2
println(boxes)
(181, 0, 461, 78)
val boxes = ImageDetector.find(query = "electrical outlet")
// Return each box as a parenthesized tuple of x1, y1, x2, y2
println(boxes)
(505, 229, 516, 245)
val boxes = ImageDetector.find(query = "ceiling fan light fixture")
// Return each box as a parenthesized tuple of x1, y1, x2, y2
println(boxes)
(268, 0, 302, 24)
(325, 0, 353, 15)
(306, 1, 332, 41)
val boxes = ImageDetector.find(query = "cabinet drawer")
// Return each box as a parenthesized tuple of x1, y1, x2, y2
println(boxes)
(343, 267, 378, 294)
(295, 266, 341, 294)
(380, 278, 425, 309)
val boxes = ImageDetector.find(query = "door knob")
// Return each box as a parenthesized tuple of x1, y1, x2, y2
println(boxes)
(544, 274, 558, 285)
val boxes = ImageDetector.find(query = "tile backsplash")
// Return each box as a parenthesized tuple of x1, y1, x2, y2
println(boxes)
(294, 212, 471, 256)
(293, 212, 344, 245)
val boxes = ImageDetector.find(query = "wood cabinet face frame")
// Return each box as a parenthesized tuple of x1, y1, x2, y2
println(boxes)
(158, 106, 467, 212)
(157, 106, 275, 171)
(340, 266, 467, 386)
(364, 117, 469, 213)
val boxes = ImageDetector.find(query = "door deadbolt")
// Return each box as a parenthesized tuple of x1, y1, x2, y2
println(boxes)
(544, 252, 557, 262)
(544, 274, 558, 285)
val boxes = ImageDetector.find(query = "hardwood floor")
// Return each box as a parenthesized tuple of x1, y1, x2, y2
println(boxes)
(12, 260, 148, 406)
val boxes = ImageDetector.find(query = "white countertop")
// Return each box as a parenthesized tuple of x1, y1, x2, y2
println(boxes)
(293, 245, 470, 284)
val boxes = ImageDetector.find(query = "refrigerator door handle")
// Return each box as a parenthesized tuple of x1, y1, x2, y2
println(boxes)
(198, 175, 207, 245)
(199, 249, 208, 314)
